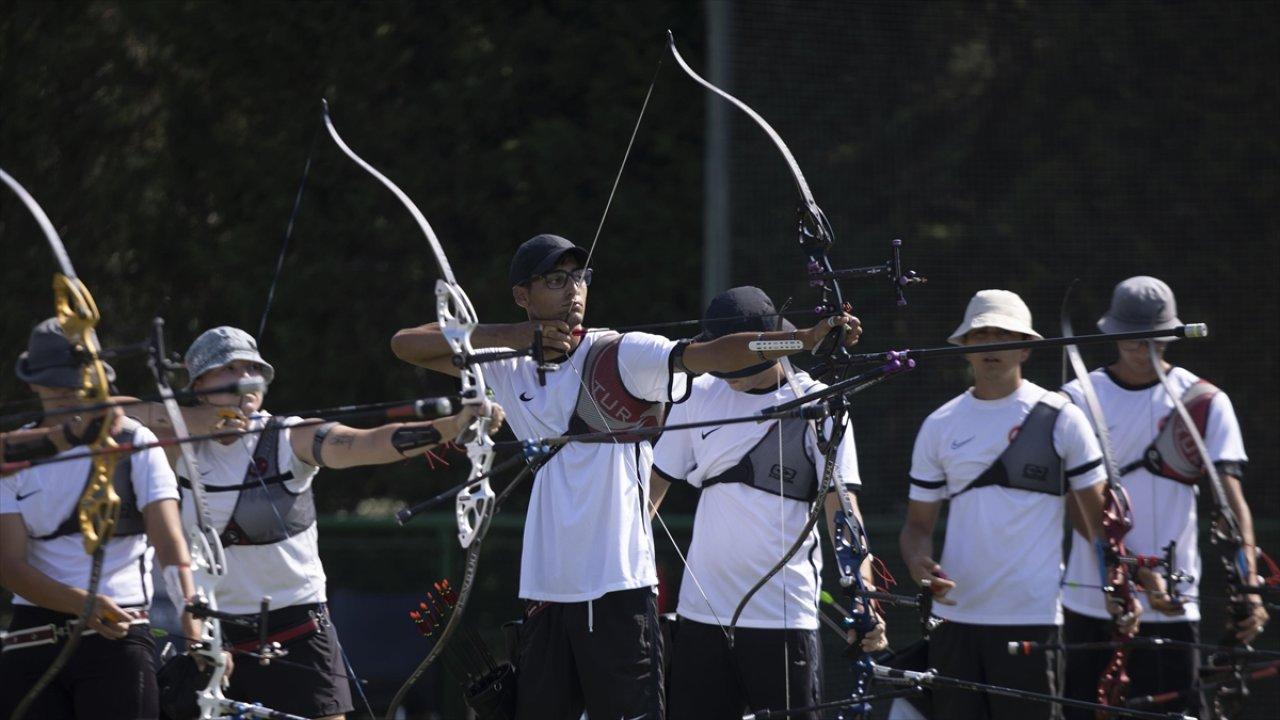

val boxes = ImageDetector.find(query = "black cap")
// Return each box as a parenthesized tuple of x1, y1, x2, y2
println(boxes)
(16, 317, 117, 389)
(698, 286, 795, 379)
(509, 234, 590, 286)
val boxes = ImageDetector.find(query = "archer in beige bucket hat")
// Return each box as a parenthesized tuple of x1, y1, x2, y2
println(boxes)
(947, 289, 1044, 345)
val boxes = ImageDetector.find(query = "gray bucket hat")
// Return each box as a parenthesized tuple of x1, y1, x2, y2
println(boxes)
(15, 317, 117, 389)
(184, 326, 276, 388)
(1097, 276, 1182, 336)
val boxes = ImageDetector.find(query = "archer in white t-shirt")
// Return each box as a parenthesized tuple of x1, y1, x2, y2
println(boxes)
(135, 325, 503, 720)
(1057, 276, 1264, 720)
(899, 290, 1108, 720)
(648, 287, 885, 720)
(391, 236, 865, 720)
(1, 317, 197, 720)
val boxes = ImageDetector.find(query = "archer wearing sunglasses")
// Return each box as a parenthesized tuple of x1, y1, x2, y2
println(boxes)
(391, 233, 864, 720)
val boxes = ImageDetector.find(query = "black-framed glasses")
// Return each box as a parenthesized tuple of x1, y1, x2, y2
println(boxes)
(536, 268, 593, 289)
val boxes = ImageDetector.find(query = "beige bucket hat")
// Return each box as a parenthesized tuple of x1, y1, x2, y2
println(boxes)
(947, 289, 1043, 345)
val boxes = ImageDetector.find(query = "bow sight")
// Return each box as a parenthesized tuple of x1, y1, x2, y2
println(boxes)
(810, 239, 927, 308)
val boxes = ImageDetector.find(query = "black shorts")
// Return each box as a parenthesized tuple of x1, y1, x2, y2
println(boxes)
(1062, 608, 1201, 719)
(513, 586, 664, 720)
(0, 605, 159, 720)
(221, 602, 354, 718)
(667, 617, 822, 720)
(927, 620, 1060, 720)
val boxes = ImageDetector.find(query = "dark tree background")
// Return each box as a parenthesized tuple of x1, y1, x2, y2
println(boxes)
(2, 1, 1276, 717)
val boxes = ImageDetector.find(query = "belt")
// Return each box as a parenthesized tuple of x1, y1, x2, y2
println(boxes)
(229, 616, 319, 653)
(1, 610, 150, 653)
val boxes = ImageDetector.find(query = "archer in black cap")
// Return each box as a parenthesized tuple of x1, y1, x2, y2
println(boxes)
(698, 286, 796, 379)
(508, 234, 590, 288)
(389, 247, 866, 720)
(652, 287, 886, 718)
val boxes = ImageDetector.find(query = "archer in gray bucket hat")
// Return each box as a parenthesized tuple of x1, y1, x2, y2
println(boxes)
(183, 326, 276, 388)
(15, 317, 117, 389)
(1056, 276, 1268, 700)
(1097, 276, 1183, 337)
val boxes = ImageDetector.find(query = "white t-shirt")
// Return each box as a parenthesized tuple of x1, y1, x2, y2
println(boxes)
(0, 423, 179, 608)
(484, 331, 686, 602)
(652, 370, 861, 630)
(908, 381, 1106, 625)
(1061, 367, 1247, 622)
(175, 413, 324, 615)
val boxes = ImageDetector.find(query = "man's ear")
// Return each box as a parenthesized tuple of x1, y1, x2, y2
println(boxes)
(512, 284, 529, 309)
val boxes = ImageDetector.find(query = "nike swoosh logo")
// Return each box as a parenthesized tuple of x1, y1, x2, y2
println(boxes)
(700, 427, 722, 439)
(519, 392, 534, 402)
(950, 436, 975, 450)
(15, 489, 41, 501)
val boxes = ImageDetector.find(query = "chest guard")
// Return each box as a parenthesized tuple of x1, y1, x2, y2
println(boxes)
(180, 420, 315, 547)
(565, 332, 666, 443)
(1130, 380, 1219, 486)
(953, 395, 1067, 498)
(33, 419, 144, 541)
(701, 419, 819, 501)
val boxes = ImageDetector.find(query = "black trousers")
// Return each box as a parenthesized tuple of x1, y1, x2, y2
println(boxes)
(927, 620, 1060, 720)
(0, 605, 159, 720)
(514, 586, 664, 720)
(1062, 608, 1201, 719)
(667, 617, 822, 720)
(220, 602, 354, 719)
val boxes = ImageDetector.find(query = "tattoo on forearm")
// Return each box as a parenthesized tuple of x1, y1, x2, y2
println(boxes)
(311, 422, 338, 468)
(391, 424, 443, 456)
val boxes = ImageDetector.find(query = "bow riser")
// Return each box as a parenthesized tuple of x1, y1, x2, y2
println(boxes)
(1061, 285, 1144, 715)
(2, 169, 124, 720)
(320, 101, 496, 720)
(435, 279, 496, 548)
(832, 510, 877, 719)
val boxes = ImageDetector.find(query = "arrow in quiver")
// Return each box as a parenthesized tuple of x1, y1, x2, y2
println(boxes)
(406, 579, 516, 720)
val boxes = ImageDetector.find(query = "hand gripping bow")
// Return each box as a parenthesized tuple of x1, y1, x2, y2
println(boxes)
(318, 100, 496, 720)
(662, 33, 900, 717)
(1062, 289, 1142, 713)
(2, 169, 123, 720)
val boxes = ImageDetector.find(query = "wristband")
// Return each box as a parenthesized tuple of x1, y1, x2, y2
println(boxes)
(63, 414, 108, 447)
(63, 422, 80, 448)
(392, 424, 444, 456)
